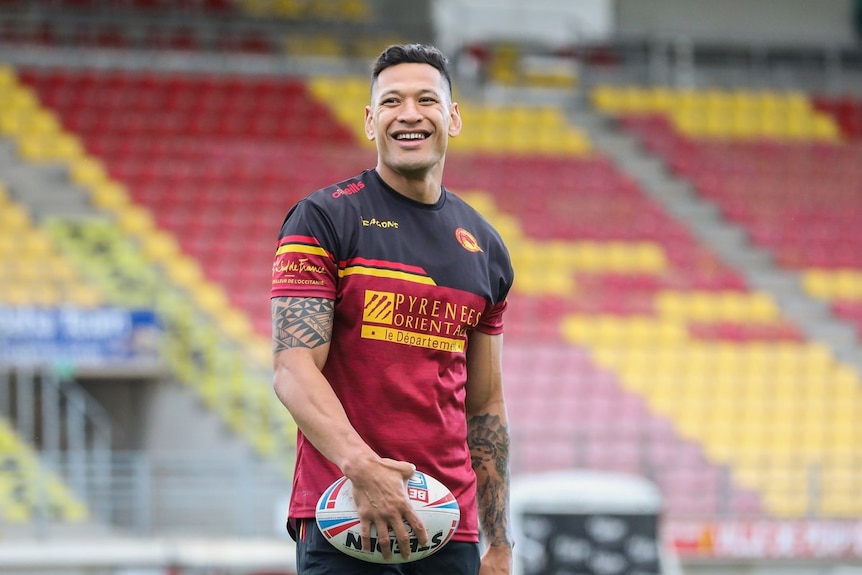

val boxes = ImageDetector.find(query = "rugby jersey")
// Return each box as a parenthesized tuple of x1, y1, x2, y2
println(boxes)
(272, 169, 514, 543)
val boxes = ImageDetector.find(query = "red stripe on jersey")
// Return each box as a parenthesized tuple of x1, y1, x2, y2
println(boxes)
(279, 234, 321, 247)
(341, 257, 428, 275)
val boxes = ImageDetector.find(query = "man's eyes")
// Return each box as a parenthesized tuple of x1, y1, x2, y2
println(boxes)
(379, 97, 438, 105)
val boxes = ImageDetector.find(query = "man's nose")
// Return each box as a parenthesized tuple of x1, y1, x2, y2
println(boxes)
(398, 99, 423, 121)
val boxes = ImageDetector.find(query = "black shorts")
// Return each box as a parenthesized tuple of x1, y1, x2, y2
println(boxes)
(293, 518, 481, 575)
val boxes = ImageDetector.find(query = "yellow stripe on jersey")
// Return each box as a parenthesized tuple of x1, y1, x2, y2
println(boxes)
(340, 266, 437, 285)
(276, 244, 330, 257)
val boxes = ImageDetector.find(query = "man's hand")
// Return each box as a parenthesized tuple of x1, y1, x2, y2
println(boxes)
(480, 543, 513, 575)
(346, 457, 429, 561)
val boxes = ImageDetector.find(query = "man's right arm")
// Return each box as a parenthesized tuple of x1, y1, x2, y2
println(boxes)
(271, 296, 426, 560)
(271, 295, 366, 470)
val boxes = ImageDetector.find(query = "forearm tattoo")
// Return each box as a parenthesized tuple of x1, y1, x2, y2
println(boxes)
(468, 412, 514, 548)
(272, 297, 334, 352)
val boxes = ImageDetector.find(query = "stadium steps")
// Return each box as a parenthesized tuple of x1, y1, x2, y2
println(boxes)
(42, 218, 295, 468)
(583, 87, 861, 365)
(580, 85, 862, 517)
(1, 65, 295, 473)
(0, 182, 104, 307)
(0, 416, 89, 526)
(452, 194, 767, 517)
(0, 0, 404, 61)
(440, 92, 857, 518)
(0, 67, 93, 219)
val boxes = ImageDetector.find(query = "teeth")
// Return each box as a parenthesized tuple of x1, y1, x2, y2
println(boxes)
(396, 133, 426, 140)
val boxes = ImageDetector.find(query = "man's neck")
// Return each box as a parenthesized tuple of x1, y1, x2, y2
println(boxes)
(375, 164, 444, 205)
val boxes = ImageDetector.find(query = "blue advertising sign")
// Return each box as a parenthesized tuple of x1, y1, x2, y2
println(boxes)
(0, 306, 162, 367)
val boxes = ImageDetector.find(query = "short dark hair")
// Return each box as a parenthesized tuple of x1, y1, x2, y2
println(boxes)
(370, 43, 453, 99)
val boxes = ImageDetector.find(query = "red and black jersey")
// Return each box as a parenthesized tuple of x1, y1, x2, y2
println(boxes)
(272, 169, 514, 543)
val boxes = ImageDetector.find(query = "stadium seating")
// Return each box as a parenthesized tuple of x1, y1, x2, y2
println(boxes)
(0, 182, 103, 307)
(607, 93, 862, 341)
(591, 84, 862, 517)
(3, 29, 861, 529)
(5, 61, 756, 519)
(0, 0, 394, 60)
(0, 417, 89, 524)
(2, 67, 295, 481)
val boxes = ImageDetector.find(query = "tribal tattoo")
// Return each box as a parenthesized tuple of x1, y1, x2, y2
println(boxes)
(468, 412, 514, 548)
(272, 297, 334, 352)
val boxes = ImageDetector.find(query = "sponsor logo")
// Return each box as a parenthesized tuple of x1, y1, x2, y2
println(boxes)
(359, 289, 482, 352)
(344, 530, 448, 555)
(586, 516, 628, 544)
(331, 181, 365, 198)
(407, 473, 429, 490)
(455, 227, 482, 252)
(318, 477, 349, 511)
(272, 257, 326, 275)
(362, 217, 399, 228)
(272, 253, 327, 286)
(363, 291, 396, 325)
(589, 549, 628, 575)
(625, 534, 659, 563)
(551, 535, 592, 563)
(408, 486, 429, 503)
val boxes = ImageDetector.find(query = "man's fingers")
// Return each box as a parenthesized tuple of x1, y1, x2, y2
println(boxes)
(360, 519, 373, 554)
(405, 509, 429, 546)
(390, 518, 413, 561)
(374, 520, 394, 560)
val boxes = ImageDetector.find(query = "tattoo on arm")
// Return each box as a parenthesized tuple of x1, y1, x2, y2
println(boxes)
(468, 412, 513, 548)
(272, 297, 334, 353)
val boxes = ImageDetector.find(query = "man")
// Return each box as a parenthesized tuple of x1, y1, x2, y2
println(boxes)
(271, 43, 514, 574)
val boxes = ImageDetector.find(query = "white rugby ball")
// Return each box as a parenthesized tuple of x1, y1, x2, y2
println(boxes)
(315, 470, 460, 564)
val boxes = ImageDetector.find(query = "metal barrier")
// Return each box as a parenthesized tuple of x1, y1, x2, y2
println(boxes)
(13, 450, 291, 539)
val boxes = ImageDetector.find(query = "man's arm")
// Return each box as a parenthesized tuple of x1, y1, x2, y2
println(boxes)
(465, 331, 513, 573)
(271, 296, 364, 470)
(271, 296, 426, 560)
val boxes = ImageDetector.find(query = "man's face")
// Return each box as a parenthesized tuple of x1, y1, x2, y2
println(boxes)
(365, 63, 461, 177)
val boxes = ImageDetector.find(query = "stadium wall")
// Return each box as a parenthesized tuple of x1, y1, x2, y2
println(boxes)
(80, 376, 254, 454)
(615, 0, 855, 46)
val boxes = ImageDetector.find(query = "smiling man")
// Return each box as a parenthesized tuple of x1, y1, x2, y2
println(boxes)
(271, 44, 515, 575)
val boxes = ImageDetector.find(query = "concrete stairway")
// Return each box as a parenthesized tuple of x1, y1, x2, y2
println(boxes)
(567, 97, 862, 369)
(0, 138, 96, 220)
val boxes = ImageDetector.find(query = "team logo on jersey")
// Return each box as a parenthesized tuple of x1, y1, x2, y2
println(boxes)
(363, 290, 395, 324)
(455, 228, 482, 253)
(331, 181, 365, 198)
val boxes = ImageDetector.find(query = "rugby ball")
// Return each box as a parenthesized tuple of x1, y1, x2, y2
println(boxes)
(315, 470, 460, 564)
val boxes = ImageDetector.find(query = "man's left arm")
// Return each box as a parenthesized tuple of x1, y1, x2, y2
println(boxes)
(465, 330, 513, 574)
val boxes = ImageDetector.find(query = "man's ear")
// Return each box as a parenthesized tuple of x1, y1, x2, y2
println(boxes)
(364, 106, 375, 140)
(448, 102, 462, 138)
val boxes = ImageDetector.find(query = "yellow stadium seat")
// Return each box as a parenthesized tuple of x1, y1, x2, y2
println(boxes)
(162, 254, 205, 288)
(219, 308, 256, 341)
(0, 87, 36, 110)
(18, 133, 83, 162)
(89, 181, 131, 211)
(69, 157, 108, 187)
(66, 283, 103, 308)
(818, 491, 862, 517)
(272, 0, 303, 18)
(0, 201, 31, 231)
(591, 85, 626, 112)
(140, 230, 181, 261)
(115, 204, 155, 237)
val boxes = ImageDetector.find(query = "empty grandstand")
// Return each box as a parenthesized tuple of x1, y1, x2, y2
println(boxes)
(0, 1, 860, 574)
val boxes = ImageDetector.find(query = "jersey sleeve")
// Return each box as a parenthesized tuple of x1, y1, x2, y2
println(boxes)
(271, 199, 339, 300)
(476, 299, 508, 335)
(476, 242, 514, 335)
